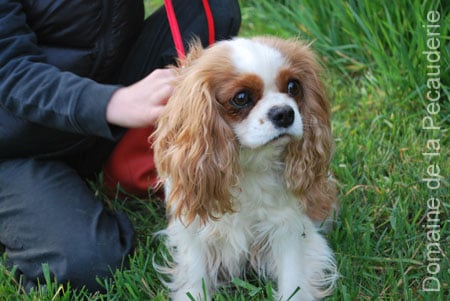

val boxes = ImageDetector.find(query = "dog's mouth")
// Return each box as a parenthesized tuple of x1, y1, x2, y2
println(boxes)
(268, 133, 291, 145)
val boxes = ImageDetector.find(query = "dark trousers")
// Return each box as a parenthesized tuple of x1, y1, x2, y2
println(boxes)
(0, 0, 240, 292)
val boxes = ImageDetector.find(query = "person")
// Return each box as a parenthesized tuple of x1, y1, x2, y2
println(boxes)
(0, 0, 241, 292)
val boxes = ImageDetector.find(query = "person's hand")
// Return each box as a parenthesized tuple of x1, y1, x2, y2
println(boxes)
(106, 68, 176, 128)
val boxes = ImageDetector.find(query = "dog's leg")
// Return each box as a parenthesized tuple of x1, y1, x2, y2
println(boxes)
(272, 234, 315, 300)
(166, 221, 211, 301)
(270, 217, 336, 301)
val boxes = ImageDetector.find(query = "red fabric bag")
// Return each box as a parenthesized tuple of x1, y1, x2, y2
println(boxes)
(102, 127, 158, 196)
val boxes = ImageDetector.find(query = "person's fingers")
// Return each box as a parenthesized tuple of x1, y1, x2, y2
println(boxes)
(151, 80, 174, 105)
(106, 68, 178, 128)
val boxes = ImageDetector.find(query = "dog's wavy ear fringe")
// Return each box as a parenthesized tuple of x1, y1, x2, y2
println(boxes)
(279, 39, 336, 221)
(152, 60, 239, 225)
(284, 123, 337, 221)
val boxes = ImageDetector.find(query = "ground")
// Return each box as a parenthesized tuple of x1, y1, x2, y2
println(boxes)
(0, 0, 448, 300)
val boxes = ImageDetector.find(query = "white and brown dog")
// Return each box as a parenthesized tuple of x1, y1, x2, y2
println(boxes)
(153, 37, 338, 301)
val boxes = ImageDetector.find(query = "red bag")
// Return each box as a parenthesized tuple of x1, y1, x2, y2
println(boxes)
(102, 127, 158, 197)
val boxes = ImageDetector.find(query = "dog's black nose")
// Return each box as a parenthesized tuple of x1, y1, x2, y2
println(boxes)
(268, 105, 295, 128)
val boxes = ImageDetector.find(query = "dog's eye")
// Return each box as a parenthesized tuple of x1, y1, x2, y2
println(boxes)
(231, 90, 253, 108)
(287, 80, 302, 97)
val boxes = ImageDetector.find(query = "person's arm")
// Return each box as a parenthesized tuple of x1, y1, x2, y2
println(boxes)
(0, 1, 173, 141)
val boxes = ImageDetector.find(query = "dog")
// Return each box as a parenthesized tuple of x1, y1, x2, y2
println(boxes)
(152, 36, 338, 301)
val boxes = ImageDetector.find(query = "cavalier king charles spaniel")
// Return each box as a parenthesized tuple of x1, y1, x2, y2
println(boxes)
(152, 36, 338, 301)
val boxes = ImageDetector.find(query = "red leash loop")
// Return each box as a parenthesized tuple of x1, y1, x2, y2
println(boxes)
(164, 0, 215, 59)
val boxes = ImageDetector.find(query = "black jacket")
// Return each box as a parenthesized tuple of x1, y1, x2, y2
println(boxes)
(0, 0, 144, 157)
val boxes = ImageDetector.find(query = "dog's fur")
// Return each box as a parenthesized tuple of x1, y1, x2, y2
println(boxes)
(152, 37, 338, 301)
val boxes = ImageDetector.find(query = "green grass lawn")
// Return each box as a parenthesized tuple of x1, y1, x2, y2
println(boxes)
(1, 0, 448, 300)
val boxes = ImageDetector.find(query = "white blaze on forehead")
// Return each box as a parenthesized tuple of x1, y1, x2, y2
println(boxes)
(228, 38, 286, 85)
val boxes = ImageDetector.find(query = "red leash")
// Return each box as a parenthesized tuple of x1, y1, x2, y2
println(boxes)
(164, 0, 216, 59)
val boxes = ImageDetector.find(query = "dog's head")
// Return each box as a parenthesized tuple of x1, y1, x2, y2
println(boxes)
(153, 37, 335, 224)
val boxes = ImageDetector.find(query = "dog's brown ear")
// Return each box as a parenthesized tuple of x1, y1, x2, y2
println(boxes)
(152, 57, 239, 225)
(266, 37, 337, 221)
(284, 81, 337, 220)
(284, 121, 337, 221)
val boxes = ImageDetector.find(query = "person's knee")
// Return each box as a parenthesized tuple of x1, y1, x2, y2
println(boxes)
(0, 133, 134, 294)
(54, 212, 134, 291)
(11, 211, 135, 292)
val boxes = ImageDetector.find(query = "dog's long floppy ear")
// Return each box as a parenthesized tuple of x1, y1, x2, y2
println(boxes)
(284, 96, 336, 221)
(276, 39, 337, 221)
(152, 48, 239, 225)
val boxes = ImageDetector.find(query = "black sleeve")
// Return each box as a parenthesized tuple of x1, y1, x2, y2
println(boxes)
(0, 0, 122, 140)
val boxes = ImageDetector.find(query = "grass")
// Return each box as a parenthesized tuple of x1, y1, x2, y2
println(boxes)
(1, 0, 449, 300)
